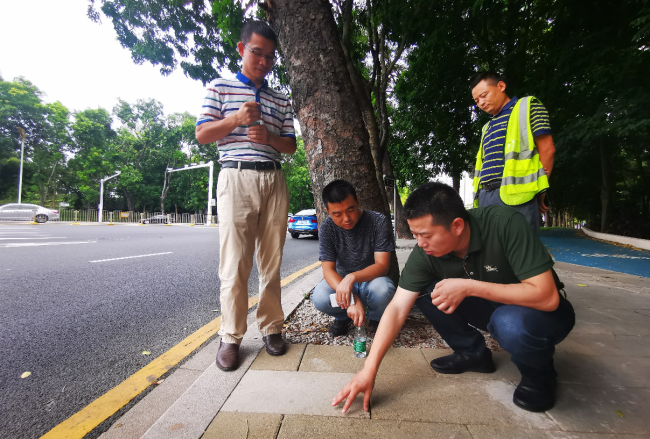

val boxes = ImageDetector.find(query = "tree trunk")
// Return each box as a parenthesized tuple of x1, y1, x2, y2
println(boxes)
(382, 152, 411, 239)
(599, 139, 613, 233)
(269, 0, 398, 281)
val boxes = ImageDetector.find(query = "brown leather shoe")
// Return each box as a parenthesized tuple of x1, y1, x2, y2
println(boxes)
(216, 341, 239, 371)
(262, 333, 287, 356)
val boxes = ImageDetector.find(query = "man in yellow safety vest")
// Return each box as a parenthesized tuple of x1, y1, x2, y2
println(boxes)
(471, 71, 555, 233)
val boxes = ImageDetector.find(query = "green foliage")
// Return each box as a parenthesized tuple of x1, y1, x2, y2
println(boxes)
(283, 137, 313, 213)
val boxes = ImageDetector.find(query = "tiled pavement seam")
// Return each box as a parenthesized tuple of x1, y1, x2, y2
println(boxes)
(99, 269, 324, 439)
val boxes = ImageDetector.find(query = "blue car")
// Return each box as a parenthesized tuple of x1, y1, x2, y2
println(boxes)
(288, 209, 318, 239)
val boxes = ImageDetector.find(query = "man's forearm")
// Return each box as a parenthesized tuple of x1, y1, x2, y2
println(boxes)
(323, 266, 343, 291)
(346, 262, 389, 284)
(466, 272, 559, 311)
(195, 117, 240, 145)
(269, 134, 297, 154)
(535, 134, 555, 177)
(363, 298, 411, 373)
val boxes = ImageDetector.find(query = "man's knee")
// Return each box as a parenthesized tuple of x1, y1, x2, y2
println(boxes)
(310, 280, 335, 313)
(367, 277, 396, 302)
(488, 306, 551, 352)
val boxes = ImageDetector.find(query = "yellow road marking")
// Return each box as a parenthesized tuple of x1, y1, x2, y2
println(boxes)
(41, 261, 321, 439)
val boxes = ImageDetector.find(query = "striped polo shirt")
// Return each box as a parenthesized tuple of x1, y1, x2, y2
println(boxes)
(479, 96, 552, 184)
(197, 72, 296, 163)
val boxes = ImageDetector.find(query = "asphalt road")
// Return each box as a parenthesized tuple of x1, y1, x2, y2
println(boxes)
(0, 223, 319, 439)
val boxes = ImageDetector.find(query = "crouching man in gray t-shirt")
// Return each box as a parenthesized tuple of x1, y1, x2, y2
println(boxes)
(311, 180, 396, 337)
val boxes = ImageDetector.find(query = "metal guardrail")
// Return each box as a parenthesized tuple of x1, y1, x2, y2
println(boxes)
(51, 209, 214, 224)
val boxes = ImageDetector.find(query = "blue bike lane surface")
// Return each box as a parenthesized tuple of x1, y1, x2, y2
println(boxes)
(539, 228, 650, 278)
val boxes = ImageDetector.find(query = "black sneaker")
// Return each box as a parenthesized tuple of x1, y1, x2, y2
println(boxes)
(513, 378, 557, 412)
(328, 318, 352, 337)
(430, 351, 496, 374)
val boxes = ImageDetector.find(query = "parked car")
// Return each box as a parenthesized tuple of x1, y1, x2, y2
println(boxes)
(0, 203, 59, 223)
(142, 214, 175, 224)
(287, 209, 318, 239)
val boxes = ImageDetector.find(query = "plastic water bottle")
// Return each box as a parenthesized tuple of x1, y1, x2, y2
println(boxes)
(354, 325, 367, 358)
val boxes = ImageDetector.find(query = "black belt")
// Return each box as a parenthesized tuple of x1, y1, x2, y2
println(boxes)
(221, 161, 281, 170)
(481, 180, 501, 192)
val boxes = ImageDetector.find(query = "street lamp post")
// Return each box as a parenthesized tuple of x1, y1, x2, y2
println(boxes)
(98, 171, 122, 223)
(16, 127, 27, 203)
(166, 161, 214, 224)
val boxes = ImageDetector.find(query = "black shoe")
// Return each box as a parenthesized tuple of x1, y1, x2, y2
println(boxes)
(367, 319, 380, 330)
(513, 378, 556, 412)
(328, 318, 352, 337)
(430, 351, 496, 374)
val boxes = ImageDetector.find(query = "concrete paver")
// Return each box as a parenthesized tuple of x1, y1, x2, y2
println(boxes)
(555, 353, 650, 388)
(298, 344, 367, 373)
(251, 343, 306, 371)
(557, 333, 650, 357)
(220, 370, 370, 418)
(550, 385, 650, 435)
(277, 415, 472, 438)
(465, 425, 644, 438)
(371, 373, 558, 430)
(202, 412, 283, 439)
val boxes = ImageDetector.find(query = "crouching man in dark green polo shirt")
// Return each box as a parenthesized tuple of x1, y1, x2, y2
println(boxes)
(333, 182, 575, 414)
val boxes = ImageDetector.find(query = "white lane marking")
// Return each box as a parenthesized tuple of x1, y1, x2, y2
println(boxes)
(0, 241, 97, 248)
(89, 252, 173, 263)
(0, 237, 66, 240)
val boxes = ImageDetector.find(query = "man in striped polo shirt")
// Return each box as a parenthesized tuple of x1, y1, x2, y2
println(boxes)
(471, 72, 555, 232)
(196, 20, 297, 371)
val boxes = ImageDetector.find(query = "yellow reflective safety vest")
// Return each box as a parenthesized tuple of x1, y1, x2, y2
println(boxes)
(472, 96, 549, 207)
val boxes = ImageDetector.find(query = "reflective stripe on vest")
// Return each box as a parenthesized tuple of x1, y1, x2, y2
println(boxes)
(472, 96, 549, 207)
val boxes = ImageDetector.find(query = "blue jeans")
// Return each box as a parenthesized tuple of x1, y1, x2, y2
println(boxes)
(415, 281, 575, 383)
(311, 276, 396, 322)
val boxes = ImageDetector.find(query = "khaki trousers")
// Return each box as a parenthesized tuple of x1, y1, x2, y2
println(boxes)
(216, 167, 289, 344)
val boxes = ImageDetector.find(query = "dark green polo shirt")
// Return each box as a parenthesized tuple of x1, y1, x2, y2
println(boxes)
(399, 206, 554, 293)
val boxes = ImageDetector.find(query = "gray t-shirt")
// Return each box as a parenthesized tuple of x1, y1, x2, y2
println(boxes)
(319, 210, 395, 278)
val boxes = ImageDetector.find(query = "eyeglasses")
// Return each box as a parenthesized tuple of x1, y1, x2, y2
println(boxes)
(243, 43, 277, 64)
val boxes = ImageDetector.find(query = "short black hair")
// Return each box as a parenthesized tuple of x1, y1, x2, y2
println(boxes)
(322, 180, 358, 207)
(404, 182, 469, 229)
(470, 71, 505, 91)
(241, 20, 278, 46)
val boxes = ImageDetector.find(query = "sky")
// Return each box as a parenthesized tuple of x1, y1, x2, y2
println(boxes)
(0, 0, 210, 116)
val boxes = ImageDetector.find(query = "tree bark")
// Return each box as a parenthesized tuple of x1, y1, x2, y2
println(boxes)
(269, 0, 398, 281)
(382, 151, 411, 239)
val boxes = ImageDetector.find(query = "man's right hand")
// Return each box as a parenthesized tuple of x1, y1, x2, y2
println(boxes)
(234, 101, 262, 126)
(336, 274, 355, 308)
(332, 367, 375, 413)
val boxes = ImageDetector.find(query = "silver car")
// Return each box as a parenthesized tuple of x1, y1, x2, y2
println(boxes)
(0, 203, 60, 223)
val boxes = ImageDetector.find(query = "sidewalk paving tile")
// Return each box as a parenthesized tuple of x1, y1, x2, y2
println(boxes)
(550, 385, 650, 435)
(141, 342, 263, 439)
(100, 368, 207, 439)
(556, 333, 650, 357)
(376, 347, 435, 377)
(571, 310, 650, 337)
(569, 293, 650, 311)
(555, 353, 650, 388)
(251, 343, 306, 371)
(220, 370, 370, 418)
(466, 425, 645, 438)
(202, 412, 283, 439)
(371, 374, 558, 430)
(421, 349, 520, 381)
(277, 415, 472, 438)
(298, 345, 367, 373)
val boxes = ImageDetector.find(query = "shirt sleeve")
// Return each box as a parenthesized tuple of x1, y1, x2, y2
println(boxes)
(196, 83, 223, 127)
(398, 246, 440, 293)
(318, 220, 337, 262)
(530, 98, 552, 137)
(373, 213, 395, 253)
(281, 99, 296, 138)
